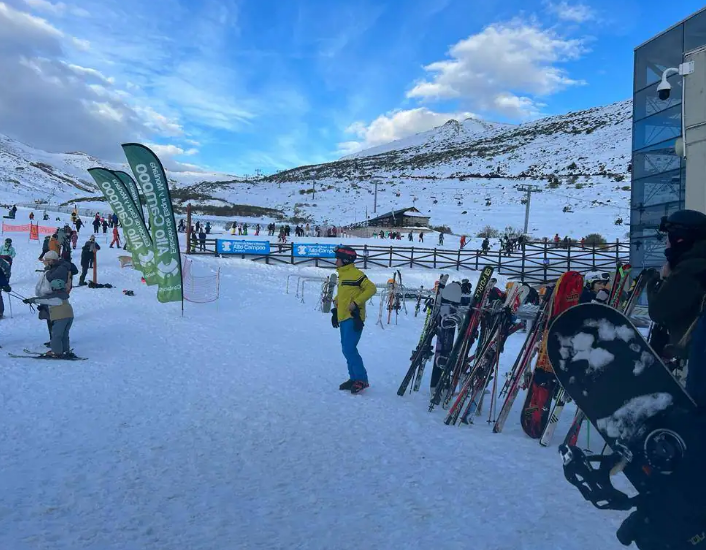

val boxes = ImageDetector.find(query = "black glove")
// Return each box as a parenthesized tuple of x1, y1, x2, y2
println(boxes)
(23, 298, 32, 304)
(331, 308, 339, 329)
(1, 285, 9, 292)
(351, 303, 364, 332)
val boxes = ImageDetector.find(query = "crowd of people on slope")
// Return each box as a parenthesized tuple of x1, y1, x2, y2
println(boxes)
(1, 207, 120, 359)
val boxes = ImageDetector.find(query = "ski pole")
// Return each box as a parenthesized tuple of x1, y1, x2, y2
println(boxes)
(7, 291, 12, 319)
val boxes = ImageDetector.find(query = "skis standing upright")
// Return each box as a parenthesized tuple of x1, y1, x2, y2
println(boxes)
(429, 265, 494, 412)
(397, 274, 449, 396)
(520, 271, 583, 439)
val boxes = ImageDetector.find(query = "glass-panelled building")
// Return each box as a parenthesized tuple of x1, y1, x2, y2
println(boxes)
(631, 7, 706, 269)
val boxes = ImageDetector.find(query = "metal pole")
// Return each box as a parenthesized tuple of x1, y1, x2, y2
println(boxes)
(374, 181, 378, 213)
(524, 188, 531, 235)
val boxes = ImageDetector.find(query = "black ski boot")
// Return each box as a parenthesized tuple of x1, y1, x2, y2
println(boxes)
(339, 379, 354, 391)
(350, 381, 369, 394)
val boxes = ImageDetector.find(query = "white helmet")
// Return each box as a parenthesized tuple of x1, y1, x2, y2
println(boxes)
(584, 270, 611, 287)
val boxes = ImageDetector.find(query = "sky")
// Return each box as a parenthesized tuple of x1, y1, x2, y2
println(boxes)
(0, 0, 704, 175)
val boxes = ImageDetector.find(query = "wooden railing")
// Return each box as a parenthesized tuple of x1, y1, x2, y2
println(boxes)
(185, 238, 630, 285)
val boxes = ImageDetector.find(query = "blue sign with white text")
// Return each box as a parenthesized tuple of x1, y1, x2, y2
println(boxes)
(217, 239, 271, 255)
(292, 243, 338, 258)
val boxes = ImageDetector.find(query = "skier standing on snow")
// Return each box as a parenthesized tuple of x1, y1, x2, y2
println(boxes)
(79, 235, 100, 286)
(330, 246, 377, 394)
(23, 251, 75, 358)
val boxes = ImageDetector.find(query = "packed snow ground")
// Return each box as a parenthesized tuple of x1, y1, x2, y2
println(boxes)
(0, 211, 633, 550)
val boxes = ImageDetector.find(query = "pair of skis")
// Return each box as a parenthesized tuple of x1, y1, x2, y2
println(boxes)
(444, 284, 522, 426)
(8, 349, 87, 360)
(397, 274, 450, 396)
(429, 266, 496, 413)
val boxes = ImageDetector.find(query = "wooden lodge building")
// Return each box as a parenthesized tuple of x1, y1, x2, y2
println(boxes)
(366, 207, 430, 228)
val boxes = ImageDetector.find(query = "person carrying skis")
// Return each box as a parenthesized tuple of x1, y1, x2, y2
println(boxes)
(23, 250, 75, 358)
(580, 271, 611, 304)
(330, 246, 377, 394)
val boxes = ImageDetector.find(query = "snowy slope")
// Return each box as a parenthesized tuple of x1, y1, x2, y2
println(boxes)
(0, 208, 631, 550)
(0, 99, 632, 242)
(185, 99, 632, 241)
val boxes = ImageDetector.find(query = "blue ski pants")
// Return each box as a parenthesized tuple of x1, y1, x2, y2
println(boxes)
(340, 319, 367, 383)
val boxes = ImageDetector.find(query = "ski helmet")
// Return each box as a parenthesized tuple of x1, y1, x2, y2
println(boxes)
(334, 245, 357, 265)
(584, 271, 611, 287)
(4, 238, 11, 244)
(50, 278, 66, 291)
(659, 209, 706, 243)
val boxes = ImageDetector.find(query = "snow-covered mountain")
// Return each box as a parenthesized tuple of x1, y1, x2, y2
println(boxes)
(0, 99, 633, 240)
(0, 133, 236, 207)
(341, 116, 514, 160)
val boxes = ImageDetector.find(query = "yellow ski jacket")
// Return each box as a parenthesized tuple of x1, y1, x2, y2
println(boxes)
(333, 263, 377, 322)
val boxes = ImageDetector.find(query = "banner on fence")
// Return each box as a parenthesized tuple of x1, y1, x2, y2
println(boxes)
(30, 223, 38, 241)
(292, 243, 338, 258)
(3, 222, 58, 235)
(217, 239, 270, 255)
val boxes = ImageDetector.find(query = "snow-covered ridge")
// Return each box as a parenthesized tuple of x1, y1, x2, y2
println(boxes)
(0, 134, 236, 206)
(0, 99, 632, 241)
(272, 99, 631, 182)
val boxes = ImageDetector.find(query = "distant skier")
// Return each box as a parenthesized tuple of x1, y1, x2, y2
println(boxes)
(110, 225, 121, 248)
(330, 246, 377, 394)
(79, 235, 100, 286)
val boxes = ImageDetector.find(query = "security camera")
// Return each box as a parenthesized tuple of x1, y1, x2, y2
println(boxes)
(657, 77, 671, 101)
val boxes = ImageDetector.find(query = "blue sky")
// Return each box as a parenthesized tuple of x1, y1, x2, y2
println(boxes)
(0, 0, 704, 175)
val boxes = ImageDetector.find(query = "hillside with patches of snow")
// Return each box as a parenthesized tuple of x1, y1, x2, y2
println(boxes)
(0, 99, 632, 241)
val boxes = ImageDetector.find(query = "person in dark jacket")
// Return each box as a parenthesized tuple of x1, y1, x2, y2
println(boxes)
(647, 210, 706, 352)
(0, 255, 11, 319)
(79, 235, 100, 286)
(24, 251, 75, 358)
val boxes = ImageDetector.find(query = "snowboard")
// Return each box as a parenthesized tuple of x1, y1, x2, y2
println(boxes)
(429, 281, 463, 391)
(520, 271, 583, 438)
(547, 304, 706, 539)
(321, 273, 337, 313)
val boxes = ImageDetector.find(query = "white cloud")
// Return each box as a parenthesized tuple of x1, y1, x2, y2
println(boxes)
(546, 1, 595, 23)
(407, 20, 586, 118)
(0, 1, 186, 161)
(22, 0, 89, 17)
(147, 144, 199, 158)
(338, 107, 476, 154)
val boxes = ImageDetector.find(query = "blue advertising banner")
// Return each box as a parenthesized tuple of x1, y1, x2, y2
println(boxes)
(292, 243, 338, 258)
(217, 240, 271, 255)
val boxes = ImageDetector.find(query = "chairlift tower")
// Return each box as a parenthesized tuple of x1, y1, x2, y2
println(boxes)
(517, 184, 542, 235)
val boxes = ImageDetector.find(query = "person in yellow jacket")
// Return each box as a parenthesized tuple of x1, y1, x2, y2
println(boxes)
(331, 245, 377, 394)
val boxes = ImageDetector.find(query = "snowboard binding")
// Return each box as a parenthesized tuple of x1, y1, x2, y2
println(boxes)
(558, 444, 636, 511)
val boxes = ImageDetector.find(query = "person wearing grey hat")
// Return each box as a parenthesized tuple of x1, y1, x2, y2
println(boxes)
(22, 250, 76, 358)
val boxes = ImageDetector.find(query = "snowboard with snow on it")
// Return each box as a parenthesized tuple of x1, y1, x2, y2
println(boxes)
(547, 303, 706, 549)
